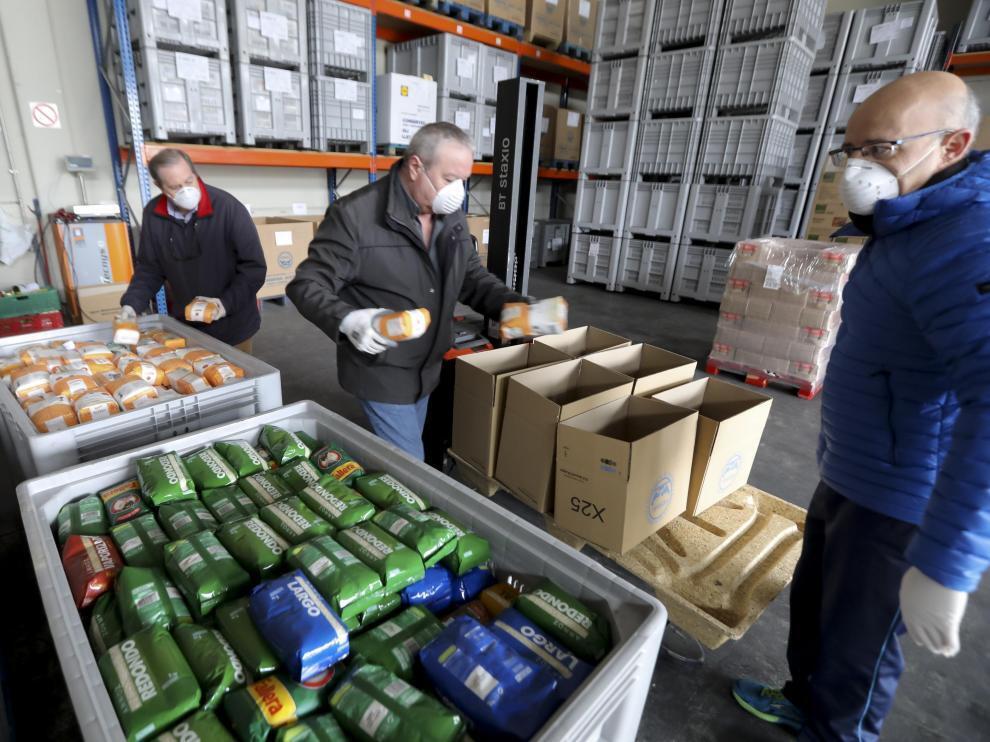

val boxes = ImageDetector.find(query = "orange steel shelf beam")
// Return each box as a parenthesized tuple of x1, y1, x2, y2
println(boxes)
(947, 51, 990, 77)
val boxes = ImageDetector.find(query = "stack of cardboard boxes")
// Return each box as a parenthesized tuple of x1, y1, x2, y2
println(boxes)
(540, 105, 584, 163)
(802, 157, 867, 246)
(709, 238, 861, 390)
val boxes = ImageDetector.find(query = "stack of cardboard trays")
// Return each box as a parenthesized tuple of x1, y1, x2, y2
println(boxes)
(709, 238, 862, 391)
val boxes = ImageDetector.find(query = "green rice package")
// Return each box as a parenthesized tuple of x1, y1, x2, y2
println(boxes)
(293, 431, 322, 453)
(256, 447, 279, 470)
(297, 482, 375, 530)
(329, 662, 464, 742)
(278, 458, 324, 493)
(137, 453, 197, 507)
(239, 471, 294, 507)
(335, 523, 424, 594)
(214, 439, 270, 477)
(260, 496, 333, 545)
(202, 485, 259, 525)
(514, 579, 612, 662)
(173, 623, 245, 711)
(159, 500, 219, 541)
(422, 509, 491, 577)
(354, 474, 428, 511)
(342, 593, 402, 634)
(89, 592, 124, 656)
(99, 478, 149, 526)
(116, 566, 192, 634)
(55, 495, 108, 545)
(98, 626, 201, 741)
(182, 446, 239, 490)
(216, 516, 289, 578)
(310, 444, 365, 485)
(156, 711, 235, 741)
(372, 505, 457, 568)
(223, 672, 332, 740)
(163, 532, 251, 620)
(215, 598, 280, 677)
(286, 535, 385, 620)
(275, 713, 347, 742)
(349, 606, 443, 682)
(112, 514, 169, 569)
(259, 425, 311, 465)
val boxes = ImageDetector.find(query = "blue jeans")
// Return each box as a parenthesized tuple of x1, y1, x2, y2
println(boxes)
(360, 396, 430, 460)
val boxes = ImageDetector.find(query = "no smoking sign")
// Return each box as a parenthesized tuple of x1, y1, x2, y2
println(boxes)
(29, 101, 61, 129)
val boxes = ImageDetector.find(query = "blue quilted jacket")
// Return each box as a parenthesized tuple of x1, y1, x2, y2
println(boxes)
(820, 151, 990, 592)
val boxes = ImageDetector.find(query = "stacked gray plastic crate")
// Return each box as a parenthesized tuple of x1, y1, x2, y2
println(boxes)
(229, 0, 311, 147)
(959, 0, 990, 52)
(121, 0, 237, 143)
(308, 0, 375, 152)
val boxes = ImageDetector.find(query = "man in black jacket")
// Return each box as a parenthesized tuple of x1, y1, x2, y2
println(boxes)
(288, 123, 525, 459)
(119, 148, 266, 351)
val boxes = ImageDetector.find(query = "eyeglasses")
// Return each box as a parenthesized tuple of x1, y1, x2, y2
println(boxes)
(829, 129, 953, 167)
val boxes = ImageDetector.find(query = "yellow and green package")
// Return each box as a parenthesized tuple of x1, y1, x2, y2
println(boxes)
(89, 592, 125, 656)
(343, 592, 402, 634)
(215, 598, 280, 677)
(336, 523, 425, 595)
(329, 662, 464, 742)
(112, 514, 169, 569)
(354, 474, 428, 512)
(215, 439, 270, 477)
(372, 506, 457, 568)
(239, 471, 294, 507)
(98, 626, 201, 742)
(116, 566, 192, 634)
(278, 458, 324, 493)
(480, 583, 520, 618)
(182, 446, 239, 490)
(156, 711, 235, 741)
(173, 623, 245, 711)
(349, 606, 443, 682)
(202, 485, 259, 524)
(137, 452, 197, 507)
(259, 425, 311, 465)
(287, 535, 386, 620)
(311, 444, 364, 485)
(223, 672, 331, 740)
(55, 495, 108, 545)
(260, 496, 334, 545)
(217, 516, 290, 579)
(159, 500, 219, 540)
(298, 482, 375, 530)
(100, 478, 149, 526)
(514, 579, 612, 662)
(163, 531, 251, 620)
(275, 713, 347, 742)
(422, 509, 491, 577)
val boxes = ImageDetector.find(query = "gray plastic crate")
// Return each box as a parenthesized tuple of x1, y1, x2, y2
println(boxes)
(477, 102, 497, 158)
(635, 118, 699, 177)
(800, 72, 838, 129)
(387, 34, 483, 100)
(18, 402, 665, 742)
(925, 30, 947, 70)
(588, 57, 646, 118)
(235, 63, 310, 146)
(786, 129, 821, 184)
(533, 219, 572, 267)
(229, 0, 307, 69)
(127, 0, 230, 56)
(771, 186, 805, 237)
(480, 46, 518, 103)
(624, 182, 687, 238)
(698, 115, 797, 179)
(438, 96, 477, 139)
(595, 0, 659, 58)
(721, 0, 826, 50)
(672, 242, 733, 303)
(308, 0, 373, 78)
(569, 234, 617, 285)
(582, 121, 633, 175)
(828, 68, 905, 130)
(651, 0, 722, 50)
(711, 37, 815, 125)
(844, 0, 937, 71)
(310, 75, 372, 151)
(814, 11, 853, 70)
(618, 238, 675, 295)
(575, 180, 626, 231)
(959, 0, 990, 52)
(643, 47, 715, 116)
(682, 183, 778, 242)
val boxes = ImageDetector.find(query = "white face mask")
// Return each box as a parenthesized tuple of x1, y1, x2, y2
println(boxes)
(171, 185, 200, 211)
(423, 169, 465, 215)
(839, 142, 939, 215)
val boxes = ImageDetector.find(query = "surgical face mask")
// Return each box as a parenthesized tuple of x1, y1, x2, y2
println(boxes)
(423, 169, 465, 215)
(839, 141, 939, 215)
(170, 185, 200, 211)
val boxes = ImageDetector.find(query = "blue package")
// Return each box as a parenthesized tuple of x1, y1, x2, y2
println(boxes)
(490, 608, 594, 703)
(451, 564, 494, 605)
(419, 616, 559, 741)
(248, 570, 349, 682)
(401, 565, 454, 613)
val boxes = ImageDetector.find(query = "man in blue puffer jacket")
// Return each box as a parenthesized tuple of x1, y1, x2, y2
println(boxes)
(733, 72, 988, 740)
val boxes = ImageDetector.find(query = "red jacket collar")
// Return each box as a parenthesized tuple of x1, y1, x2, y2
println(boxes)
(152, 177, 214, 219)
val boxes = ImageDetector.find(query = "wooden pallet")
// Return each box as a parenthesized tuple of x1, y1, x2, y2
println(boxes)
(483, 14, 524, 39)
(447, 449, 499, 497)
(557, 42, 592, 62)
(706, 357, 822, 400)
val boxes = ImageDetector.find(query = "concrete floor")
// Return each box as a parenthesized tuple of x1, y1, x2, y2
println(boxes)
(2, 265, 987, 740)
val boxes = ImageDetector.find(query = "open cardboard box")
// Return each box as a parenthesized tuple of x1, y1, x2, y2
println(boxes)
(496, 359, 634, 513)
(554, 396, 698, 553)
(533, 326, 630, 358)
(584, 343, 697, 396)
(451, 342, 570, 477)
(653, 378, 772, 516)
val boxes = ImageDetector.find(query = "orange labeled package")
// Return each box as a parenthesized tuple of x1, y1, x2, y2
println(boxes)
(10, 364, 51, 400)
(85, 359, 117, 376)
(203, 362, 244, 387)
(184, 299, 220, 324)
(105, 375, 159, 410)
(192, 355, 226, 375)
(169, 371, 212, 395)
(112, 320, 140, 346)
(373, 308, 432, 342)
(77, 342, 113, 361)
(158, 357, 193, 379)
(122, 360, 166, 387)
(148, 330, 186, 349)
(74, 390, 120, 423)
(27, 395, 78, 433)
(51, 373, 99, 401)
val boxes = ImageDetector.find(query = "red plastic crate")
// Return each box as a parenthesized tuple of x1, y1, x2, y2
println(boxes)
(0, 311, 64, 338)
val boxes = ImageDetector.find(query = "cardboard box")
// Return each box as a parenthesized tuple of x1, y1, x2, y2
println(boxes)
(376, 74, 438, 147)
(653, 378, 772, 516)
(76, 283, 128, 324)
(539, 103, 557, 161)
(253, 217, 315, 299)
(283, 215, 324, 234)
(563, 0, 598, 50)
(452, 343, 570, 476)
(525, 0, 566, 44)
(465, 214, 490, 264)
(496, 359, 634, 512)
(583, 343, 696, 397)
(534, 325, 630, 358)
(553, 108, 583, 162)
(486, 0, 526, 26)
(554, 396, 698, 552)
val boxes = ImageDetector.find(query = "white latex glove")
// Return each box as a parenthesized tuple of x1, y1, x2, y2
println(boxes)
(113, 304, 140, 345)
(339, 308, 396, 355)
(899, 566, 968, 657)
(194, 296, 227, 321)
(117, 304, 137, 322)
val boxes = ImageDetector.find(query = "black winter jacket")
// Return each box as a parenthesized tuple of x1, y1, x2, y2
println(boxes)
(287, 161, 523, 404)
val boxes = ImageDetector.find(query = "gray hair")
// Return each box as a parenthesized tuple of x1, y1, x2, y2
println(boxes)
(963, 85, 981, 136)
(148, 147, 196, 184)
(406, 122, 473, 166)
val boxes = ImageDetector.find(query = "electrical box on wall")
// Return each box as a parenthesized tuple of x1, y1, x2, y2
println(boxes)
(53, 219, 133, 322)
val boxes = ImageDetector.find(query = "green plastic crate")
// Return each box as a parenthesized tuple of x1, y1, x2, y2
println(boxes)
(0, 288, 61, 319)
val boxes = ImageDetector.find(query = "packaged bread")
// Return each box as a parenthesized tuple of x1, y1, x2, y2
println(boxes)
(77, 342, 113, 361)
(158, 358, 193, 382)
(373, 308, 432, 342)
(181, 349, 216, 364)
(143, 346, 177, 362)
(60, 350, 86, 367)
(20, 393, 49, 411)
(168, 372, 212, 395)
(184, 299, 220, 324)
(189, 355, 223, 375)
(105, 375, 159, 411)
(74, 391, 120, 423)
(135, 342, 167, 357)
(19, 346, 60, 366)
(94, 370, 123, 386)
(86, 359, 117, 376)
(0, 357, 23, 382)
(122, 360, 166, 387)
(10, 364, 51, 400)
(148, 330, 186, 349)
(203, 362, 244, 388)
(27, 395, 78, 433)
(51, 373, 99, 401)
(113, 320, 140, 346)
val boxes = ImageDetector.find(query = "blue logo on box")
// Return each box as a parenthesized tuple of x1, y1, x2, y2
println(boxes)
(278, 251, 293, 269)
(719, 454, 743, 492)
(648, 475, 673, 524)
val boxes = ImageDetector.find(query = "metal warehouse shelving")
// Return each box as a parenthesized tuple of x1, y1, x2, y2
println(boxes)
(958, 1, 990, 53)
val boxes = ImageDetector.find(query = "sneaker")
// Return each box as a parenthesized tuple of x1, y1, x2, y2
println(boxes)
(732, 678, 805, 732)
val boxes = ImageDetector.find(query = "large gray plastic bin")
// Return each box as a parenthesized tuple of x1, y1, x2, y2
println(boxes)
(721, 0, 826, 50)
(127, 0, 230, 56)
(672, 242, 734, 302)
(575, 180, 626, 231)
(843, 0, 938, 71)
(569, 233, 617, 285)
(643, 47, 714, 116)
(594, 0, 659, 58)
(959, 0, 990, 52)
(624, 181, 688, 238)
(814, 11, 853, 70)
(682, 183, 778, 243)
(308, 0, 374, 78)
(588, 57, 646, 118)
(310, 75, 373, 151)
(618, 238, 675, 295)
(651, 0, 723, 50)
(582, 121, 634, 175)
(229, 0, 307, 69)
(635, 118, 700, 177)
(698, 115, 797, 180)
(234, 63, 310, 146)
(828, 68, 906, 130)
(387, 34, 483, 100)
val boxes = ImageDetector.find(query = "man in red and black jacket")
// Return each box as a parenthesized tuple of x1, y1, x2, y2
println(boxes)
(119, 148, 266, 351)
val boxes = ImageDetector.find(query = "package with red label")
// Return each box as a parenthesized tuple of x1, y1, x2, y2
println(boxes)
(61, 534, 123, 608)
